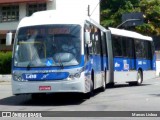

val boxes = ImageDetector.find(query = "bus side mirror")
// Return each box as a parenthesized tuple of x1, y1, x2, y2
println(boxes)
(6, 32, 12, 46)
(84, 31, 91, 44)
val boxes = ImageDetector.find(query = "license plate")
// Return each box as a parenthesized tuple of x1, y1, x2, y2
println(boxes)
(39, 86, 51, 91)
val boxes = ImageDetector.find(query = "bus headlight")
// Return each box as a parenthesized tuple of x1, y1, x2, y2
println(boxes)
(13, 75, 23, 81)
(68, 73, 81, 80)
(74, 73, 81, 78)
(67, 67, 84, 80)
(13, 75, 22, 81)
(69, 74, 74, 79)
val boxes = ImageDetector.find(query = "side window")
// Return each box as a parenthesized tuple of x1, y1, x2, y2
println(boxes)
(84, 23, 93, 55)
(95, 28, 101, 54)
(145, 41, 152, 59)
(90, 26, 95, 54)
(128, 39, 135, 58)
(101, 32, 108, 56)
(135, 39, 146, 58)
(112, 35, 122, 57)
(122, 37, 128, 57)
(84, 22, 103, 56)
(142, 41, 146, 58)
(112, 36, 134, 58)
(84, 23, 101, 55)
(122, 38, 134, 58)
(135, 39, 142, 58)
(90, 26, 101, 55)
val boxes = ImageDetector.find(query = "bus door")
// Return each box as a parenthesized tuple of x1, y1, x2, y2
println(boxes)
(101, 32, 108, 72)
(89, 27, 103, 88)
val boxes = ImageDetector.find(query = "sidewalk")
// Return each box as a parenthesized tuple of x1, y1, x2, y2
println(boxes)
(0, 75, 11, 82)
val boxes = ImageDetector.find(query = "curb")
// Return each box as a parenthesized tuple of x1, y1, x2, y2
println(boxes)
(0, 75, 11, 82)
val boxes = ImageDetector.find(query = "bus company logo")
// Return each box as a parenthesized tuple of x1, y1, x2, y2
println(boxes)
(138, 61, 142, 65)
(41, 74, 49, 80)
(115, 62, 120, 67)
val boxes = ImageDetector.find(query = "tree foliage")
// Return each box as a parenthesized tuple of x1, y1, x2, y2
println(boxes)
(100, 0, 140, 27)
(136, 0, 160, 35)
(100, 0, 160, 35)
(0, 52, 12, 74)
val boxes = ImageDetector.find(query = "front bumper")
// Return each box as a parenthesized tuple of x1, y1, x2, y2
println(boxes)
(12, 77, 85, 95)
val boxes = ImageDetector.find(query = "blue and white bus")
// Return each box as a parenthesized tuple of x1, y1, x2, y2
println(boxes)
(6, 10, 108, 99)
(6, 10, 156, 99)
(108, 27, 156, 85)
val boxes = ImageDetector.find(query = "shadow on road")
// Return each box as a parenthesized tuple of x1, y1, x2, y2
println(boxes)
(106, 83, 151, 89)
(149, 94, 160, 97)
(0, 93, 87, 106)
(0, 83, 151, 106)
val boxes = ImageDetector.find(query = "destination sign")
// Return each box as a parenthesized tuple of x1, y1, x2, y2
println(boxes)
(26, 28, 70, 35)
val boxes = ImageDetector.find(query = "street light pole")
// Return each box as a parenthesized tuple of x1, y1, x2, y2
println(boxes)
(116, 19, 141, 28)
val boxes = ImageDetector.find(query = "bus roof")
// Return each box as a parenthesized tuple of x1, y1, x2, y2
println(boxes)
(17, 10, 90, 29)
(109, 27, 152, 41)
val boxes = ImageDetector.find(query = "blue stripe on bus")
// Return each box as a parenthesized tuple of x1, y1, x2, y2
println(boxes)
(136, 59, 152, 70)
(114, 57, 154, 71)
(114, 58, 131, 71)
(22, 72, 69, 81)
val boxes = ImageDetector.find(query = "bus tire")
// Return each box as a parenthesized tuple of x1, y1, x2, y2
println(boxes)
(137, 70, 143, 85)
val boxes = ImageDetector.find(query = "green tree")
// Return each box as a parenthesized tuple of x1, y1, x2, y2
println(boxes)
(136, 0, 160, 35)
(0, 52, 12, 74)
(100, 0, 140, 28)
(100, 0, 160, 35)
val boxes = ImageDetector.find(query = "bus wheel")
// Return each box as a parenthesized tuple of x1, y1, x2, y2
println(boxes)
(137, 70, 143, 85)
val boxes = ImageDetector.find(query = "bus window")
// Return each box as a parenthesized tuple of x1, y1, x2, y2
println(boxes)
(95, 29, 101, 55)
(145, 41, 152, 60)
(101, 32, 108, 56)
(122, 37, 134, 58)
(88, 26, 101, 55)
(135, 39, 144, 58)
(112, 36, 122, 57)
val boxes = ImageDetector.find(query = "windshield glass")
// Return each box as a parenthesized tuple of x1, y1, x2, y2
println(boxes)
(14, 24, 81, 67)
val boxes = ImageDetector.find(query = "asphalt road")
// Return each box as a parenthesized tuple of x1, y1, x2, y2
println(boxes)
(0, 77, 160, 120)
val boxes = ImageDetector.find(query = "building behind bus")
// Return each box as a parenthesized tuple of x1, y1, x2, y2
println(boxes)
(0, 0, 100, 51)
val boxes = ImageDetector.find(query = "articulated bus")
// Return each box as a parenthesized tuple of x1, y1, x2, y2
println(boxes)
(6, 10, 155, 99)
(108, 27, 156, 85)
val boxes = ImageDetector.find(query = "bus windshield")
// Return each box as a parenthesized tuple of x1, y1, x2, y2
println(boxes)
(14, 24, 81, 67)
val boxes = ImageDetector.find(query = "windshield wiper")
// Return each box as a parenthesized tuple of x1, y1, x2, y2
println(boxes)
(27, 60, 32, 70)
(58, 55, 64, 69)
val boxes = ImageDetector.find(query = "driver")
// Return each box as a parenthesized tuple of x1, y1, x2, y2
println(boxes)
(61, 41, 76, 55)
